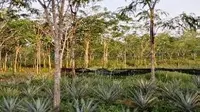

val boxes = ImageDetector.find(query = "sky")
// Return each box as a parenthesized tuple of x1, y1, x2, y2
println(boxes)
(99, 0, 200, 17)
(32, 0, 200, 18)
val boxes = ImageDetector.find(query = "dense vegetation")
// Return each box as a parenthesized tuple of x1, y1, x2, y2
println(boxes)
(1, 18, 200, 72)
(0, 72, 200, 112)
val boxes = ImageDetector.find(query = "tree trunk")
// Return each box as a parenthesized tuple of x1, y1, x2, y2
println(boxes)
(4, 52, 7, 71)
(0, 50, 1, 71)
(34, 58, 36, 69)
(84, 38, 90, 68)
(70, 21, 77, 77)
(43, 53, 46, 68)
(124, 50, 127, 68)
(60, 35, 68, 68)
(48, 49, 52, 71)
(71, 37, 76, 77)
(150, 9, 156, 82)
(14, 46, 20, 74)
(66, 40, 70, 68)
(24, 57, 27, 67)
(103, 39, 108, 68)
(53, 36, 61, 111)
(36, 36, 41, 74)
(19, 54, 22, 72)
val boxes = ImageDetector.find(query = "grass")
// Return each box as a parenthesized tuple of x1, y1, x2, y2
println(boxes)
(0, 71, 199, 112)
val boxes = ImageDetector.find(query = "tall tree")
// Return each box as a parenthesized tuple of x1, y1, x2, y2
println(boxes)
(37, 0, 101, 111)
(37, 0, 67, 111)
(122, 0, 160, 81)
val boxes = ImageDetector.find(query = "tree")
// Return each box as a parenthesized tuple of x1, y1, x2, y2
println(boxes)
(37, 0, 101, 111)
(0, 0, 37, 70)
(36, 0, 67, 111)
(122, 0, 161, 81)
(77, 10, 106, 68)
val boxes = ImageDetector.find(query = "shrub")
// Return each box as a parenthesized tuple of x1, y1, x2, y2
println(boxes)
(21, 98, 51, 112)
(129, 89, 157, 111)
(133, 79, 156, 94)
(170, 91, 199, 112)
(93, 80, 122, 103)
(64, 78, 88, 100)
(21, 85, 41, 98)
(193, 76, 200, 89)
(73, 99, 98, 112)
(0, 97, 21, 112)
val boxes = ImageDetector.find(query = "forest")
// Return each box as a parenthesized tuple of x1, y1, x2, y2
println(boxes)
(0, 0, 200, 112)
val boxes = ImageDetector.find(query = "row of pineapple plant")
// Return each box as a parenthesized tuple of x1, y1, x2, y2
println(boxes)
(0, 73, 200, 112)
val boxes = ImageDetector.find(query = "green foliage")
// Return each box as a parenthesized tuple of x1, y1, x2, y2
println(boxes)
(0, 71, 199, 112)
(21, 98, 51, 112)
(133, 79, 156, 93)
(159, 79, 181, 98)
(129, 89, 157, 111)
(193, 76, 200, 89)
(21, 85, 41, 98)
(64, 78, 89, 100)
(0, 87, 21, 97)
(155, 71, 192, 83)
(73, 99, 98, 112)
(165, 91, 199, 112)
(93, 80, 122, 103)
(160, 80, 200, 112)
(98, 104, 123, 112)
(0, 97, 21, 112)
(174, 91, 199, 112)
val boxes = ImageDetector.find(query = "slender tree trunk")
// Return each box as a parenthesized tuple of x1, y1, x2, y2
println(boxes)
(150, 9, 156, 82)
(19, 54, 22, 72)
(53, 35, 61, 111)
(14, 46, 20, 74)
(24, 57, 27, 67)
(60, 35, 68, 68)
(124, 50, 127, 68)
(36, 36, 41, 74)
(103, 39, 108, 68)
(84, 38, 90, 68)
(39, 42, 41, 71)
(43, 53, 46, 68)
(0, 50, 2, 71)
(89, 50, 94, 62)
(70, 21, 77, 77)
(66, 40, 70, 68)
(71, 37, 76, 77)
(33, 59, 36, 69)
(48, 53, 51, 71)
(4, 52, 7, 71)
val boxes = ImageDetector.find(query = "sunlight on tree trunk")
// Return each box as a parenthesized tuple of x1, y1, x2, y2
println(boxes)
(0, 50, 2, 71)
(43, 53, 46, 68)
(19, 54, 22, 72)
(66, 41, 70, 68)
(14, 45, 20, 74)
(4, 52, 7, 72)
(71, 37, 76, 77)
(103, 39, 108, 68)
(84, 38, 90, 68)
(48, 53, 51, 71)
(36, 35, 41, 74)
(60, 34, 68, 68)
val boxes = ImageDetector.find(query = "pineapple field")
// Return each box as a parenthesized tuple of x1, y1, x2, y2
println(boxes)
(0, 71, 199, 112)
